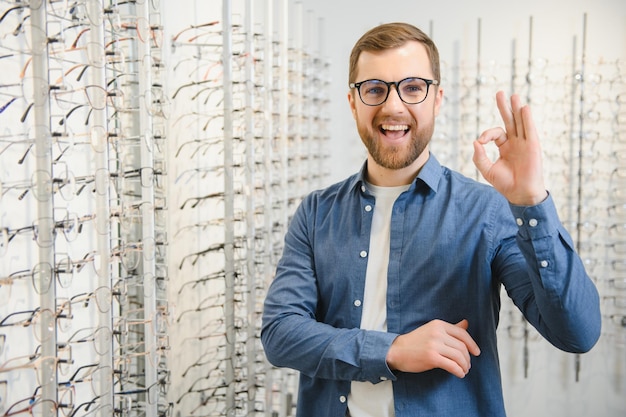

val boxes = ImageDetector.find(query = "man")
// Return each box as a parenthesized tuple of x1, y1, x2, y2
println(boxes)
(261, 22, 601, 416)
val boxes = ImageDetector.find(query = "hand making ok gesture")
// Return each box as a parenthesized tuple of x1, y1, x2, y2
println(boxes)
(473, 91, 549, 206)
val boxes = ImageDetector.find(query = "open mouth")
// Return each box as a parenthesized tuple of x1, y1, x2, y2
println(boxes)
(380, 124, 409, 139)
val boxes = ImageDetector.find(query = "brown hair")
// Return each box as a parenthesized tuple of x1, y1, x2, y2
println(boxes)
(348, 22, 440, 84)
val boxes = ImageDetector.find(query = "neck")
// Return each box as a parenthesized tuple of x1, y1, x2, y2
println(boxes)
(366, 148, 429, 187)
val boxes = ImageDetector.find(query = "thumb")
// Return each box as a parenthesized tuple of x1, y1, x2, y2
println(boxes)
(472, 140, 492, 179)
(455, 319, 469, 330)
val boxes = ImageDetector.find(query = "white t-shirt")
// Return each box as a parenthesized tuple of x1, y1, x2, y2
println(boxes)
(348, 182, 409, 417)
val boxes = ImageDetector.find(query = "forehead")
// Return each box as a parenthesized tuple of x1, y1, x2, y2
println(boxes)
(355, 41, 432, 81)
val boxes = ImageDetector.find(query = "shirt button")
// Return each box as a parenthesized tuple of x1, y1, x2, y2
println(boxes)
(339, 395, 347, 403)
(516, 218, 523, 226)
(360, 251, 367, 258)
(540, 260, 549, 268)
(529, 218, 538, 227)
(365, 205, 372, 212)
(380, 376, 388, 381)
(354, 299, 362, 307)
(361, 185, 366, 193)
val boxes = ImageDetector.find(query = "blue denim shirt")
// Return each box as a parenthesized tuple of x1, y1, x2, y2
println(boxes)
(261, 155, 601, 417)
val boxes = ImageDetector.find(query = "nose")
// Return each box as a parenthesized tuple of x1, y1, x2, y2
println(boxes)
(382, 84, 405, 110)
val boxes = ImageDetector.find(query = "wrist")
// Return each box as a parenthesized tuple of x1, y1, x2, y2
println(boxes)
(510, 190, 548, 206)
(386, 336, 401, 371)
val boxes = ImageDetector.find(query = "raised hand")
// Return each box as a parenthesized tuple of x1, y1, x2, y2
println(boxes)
(472, 91, 548, 206)
(386, 319, 481, 379)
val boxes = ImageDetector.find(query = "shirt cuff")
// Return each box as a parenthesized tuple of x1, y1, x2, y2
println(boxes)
(508, 192, 562, 241)
(361, 331, 398, 383)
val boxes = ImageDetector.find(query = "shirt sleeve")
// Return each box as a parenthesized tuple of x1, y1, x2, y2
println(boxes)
(261, 197, 397, 383)
(497, 193, 601, 353)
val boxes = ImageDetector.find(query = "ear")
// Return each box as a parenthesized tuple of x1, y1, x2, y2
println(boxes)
(433, 86, 444, 116)
(348, 90, 357, 119)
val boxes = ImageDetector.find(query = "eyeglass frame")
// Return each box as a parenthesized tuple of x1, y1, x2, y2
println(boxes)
(349, 76, 439, 106)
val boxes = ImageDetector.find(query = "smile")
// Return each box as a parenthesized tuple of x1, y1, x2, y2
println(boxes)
(381, 124, 409, 132)
(380, 124, 410, 139)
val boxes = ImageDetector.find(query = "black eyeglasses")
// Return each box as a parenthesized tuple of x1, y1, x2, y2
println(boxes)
(349, 77, 439, 106)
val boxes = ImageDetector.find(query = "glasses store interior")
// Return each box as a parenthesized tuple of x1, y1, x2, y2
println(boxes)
(0, 0, 624, 416)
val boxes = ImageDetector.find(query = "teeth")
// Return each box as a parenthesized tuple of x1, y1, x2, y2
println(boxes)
(382, 124, 408, 131)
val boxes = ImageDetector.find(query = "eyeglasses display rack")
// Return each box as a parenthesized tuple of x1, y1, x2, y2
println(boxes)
(0, 0, 174, 415)
(0, 0, 329, 416)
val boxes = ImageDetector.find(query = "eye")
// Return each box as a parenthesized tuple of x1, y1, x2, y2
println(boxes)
(401, 79, 426, 94)
(361, 81, 387, 96)
(365, 86, 384, 95)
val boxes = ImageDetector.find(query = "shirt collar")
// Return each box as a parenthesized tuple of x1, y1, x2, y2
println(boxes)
(352, 153, 443, 194)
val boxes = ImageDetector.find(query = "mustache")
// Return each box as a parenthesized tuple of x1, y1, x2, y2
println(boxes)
(374, 117, 415, 126)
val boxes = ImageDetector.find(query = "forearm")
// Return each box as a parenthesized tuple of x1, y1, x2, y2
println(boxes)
(504, 195, 601, 352)
(261, 305, 396, 382)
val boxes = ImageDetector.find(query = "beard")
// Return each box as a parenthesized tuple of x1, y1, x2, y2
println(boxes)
(357, 116, 435, 170)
